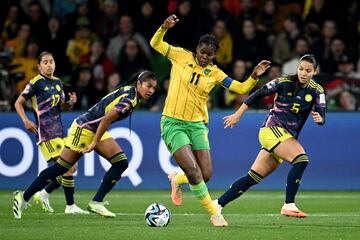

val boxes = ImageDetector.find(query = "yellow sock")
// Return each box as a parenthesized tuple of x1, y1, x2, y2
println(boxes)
(175, 173, 189, 185)
(189, 181, 217, 216)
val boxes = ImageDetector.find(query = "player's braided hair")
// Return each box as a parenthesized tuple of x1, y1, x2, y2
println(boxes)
(198, 34, 219, 51)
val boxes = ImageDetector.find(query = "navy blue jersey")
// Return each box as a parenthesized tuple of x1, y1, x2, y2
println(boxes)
(75, 86, 138, 132)
(245, 76, 326, 138)
(21, 74, 65, 144)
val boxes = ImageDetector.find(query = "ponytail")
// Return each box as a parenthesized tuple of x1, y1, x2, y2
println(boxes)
(117, 70, 156, 90)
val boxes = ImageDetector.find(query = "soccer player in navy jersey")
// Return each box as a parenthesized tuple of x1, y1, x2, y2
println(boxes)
(14, 51, 88, 215)
(215, 54, 326, 219)
(13, 71, 157, 219)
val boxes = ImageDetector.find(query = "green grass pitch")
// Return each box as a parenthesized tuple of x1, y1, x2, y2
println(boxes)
(1, 190, 359, 240)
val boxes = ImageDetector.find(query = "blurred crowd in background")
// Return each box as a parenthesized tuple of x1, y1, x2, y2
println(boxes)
(0, 0, 359, 112)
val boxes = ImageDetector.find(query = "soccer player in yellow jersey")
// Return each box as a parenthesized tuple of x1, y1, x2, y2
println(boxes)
(150, 14, 271, 226)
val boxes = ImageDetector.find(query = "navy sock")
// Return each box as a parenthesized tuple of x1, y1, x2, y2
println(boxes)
(93, 153, 128, 202)
(218, 170, 263, 207)
(23, 158, 73, 202)
(285, 154, 309, 203)
(62, 176, 75, 205)
(44, 176, 61, 193)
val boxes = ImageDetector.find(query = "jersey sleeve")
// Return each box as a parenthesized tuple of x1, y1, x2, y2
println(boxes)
(314, 88, 326, 125)
(221, 75, 258, 94)
(113, 88, 136, 115)
(244, 79, 279, 106)
(21, 82, 38, 100)
(150, 26, 191, 63)
(59, 80, 65, 104)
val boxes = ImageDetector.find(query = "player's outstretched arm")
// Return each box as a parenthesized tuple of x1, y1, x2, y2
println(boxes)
(223, 103, 249, 129)
(227, 60, 271, 95)
(150, 15, 179, 55)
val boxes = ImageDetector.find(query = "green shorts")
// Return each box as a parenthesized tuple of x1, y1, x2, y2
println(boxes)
(161, 116, 209, 154)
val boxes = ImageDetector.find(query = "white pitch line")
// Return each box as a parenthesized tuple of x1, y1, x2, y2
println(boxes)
(1, 212, 359, 217)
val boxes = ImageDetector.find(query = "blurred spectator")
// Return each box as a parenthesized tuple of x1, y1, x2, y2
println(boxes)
(212, 19, 233, 71)
(335, 56, 360, 79)
(1, 4, 23, 42)
(66, 17, 95, 69)
(0, 39, 17, 111)
(234, 19, 271, 69)
(96, 0, 120, 42)
(107, 72, 121, 94)
(12, 41, 39, 94)
(273, 13, 302, 64)
(274, 0, 302, 33)
(224, 59, 248, 108)
(304, 0, 330, 29)
(165, 0, 196, 50)
(117, 38, 151, 80)
(23, 1, 49, 44)
(64, 1, 93, 40)
(197, 0, 233, 39)
(107, 15, 151, 66)
(255, 0, 278, 46)
(150, 76, 169, 112)
(234, 0, 258, 25)
(20, 0, 51, 16)
(79, 38, 114, 84)
(282, 37, 310, 75)
(135, 1, 162, 42)
(5, 23, 30, 58)
(339, 90, 357, 111)
(312, 19, 338, 67)
(321, 37, 347, 74)
(72, 64, 92, 110)
(42, 16, 69, 75)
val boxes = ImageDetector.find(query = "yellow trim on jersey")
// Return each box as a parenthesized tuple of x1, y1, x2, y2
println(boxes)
(278, 77, 292, 83)
(309, 79, 324, 93)
(65, 122, 112, 152)
(29, 75, 43, 84)
(105, 93, 127, 113)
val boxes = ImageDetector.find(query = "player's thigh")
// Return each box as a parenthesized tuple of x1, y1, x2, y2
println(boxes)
(161, 116, 191, 154)
(95, 137, 123, 159)
(60, 147, 83, 165)
(251, 149, 280, 177)
(272, 138, 305, 163)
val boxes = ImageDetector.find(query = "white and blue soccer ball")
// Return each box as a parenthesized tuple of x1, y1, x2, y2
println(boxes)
(144, 203, 171, 227)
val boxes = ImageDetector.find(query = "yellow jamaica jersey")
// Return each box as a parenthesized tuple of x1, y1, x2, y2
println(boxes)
(151, 27, 228, 124)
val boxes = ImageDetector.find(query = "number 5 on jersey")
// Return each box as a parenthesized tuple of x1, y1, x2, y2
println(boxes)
(291, 103, 300, 113)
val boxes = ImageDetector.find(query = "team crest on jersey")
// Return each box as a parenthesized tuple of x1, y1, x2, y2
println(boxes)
(203, 69, 211, 75)
(56, 84, 61, 91)
(305, 94, 312, 102)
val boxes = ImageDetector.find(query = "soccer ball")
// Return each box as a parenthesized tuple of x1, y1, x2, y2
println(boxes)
(144, 203, 171, 227)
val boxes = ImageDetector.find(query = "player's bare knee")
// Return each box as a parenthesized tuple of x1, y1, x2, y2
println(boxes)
(184, 167, 202, 184)
(202, 171, 212, 182)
